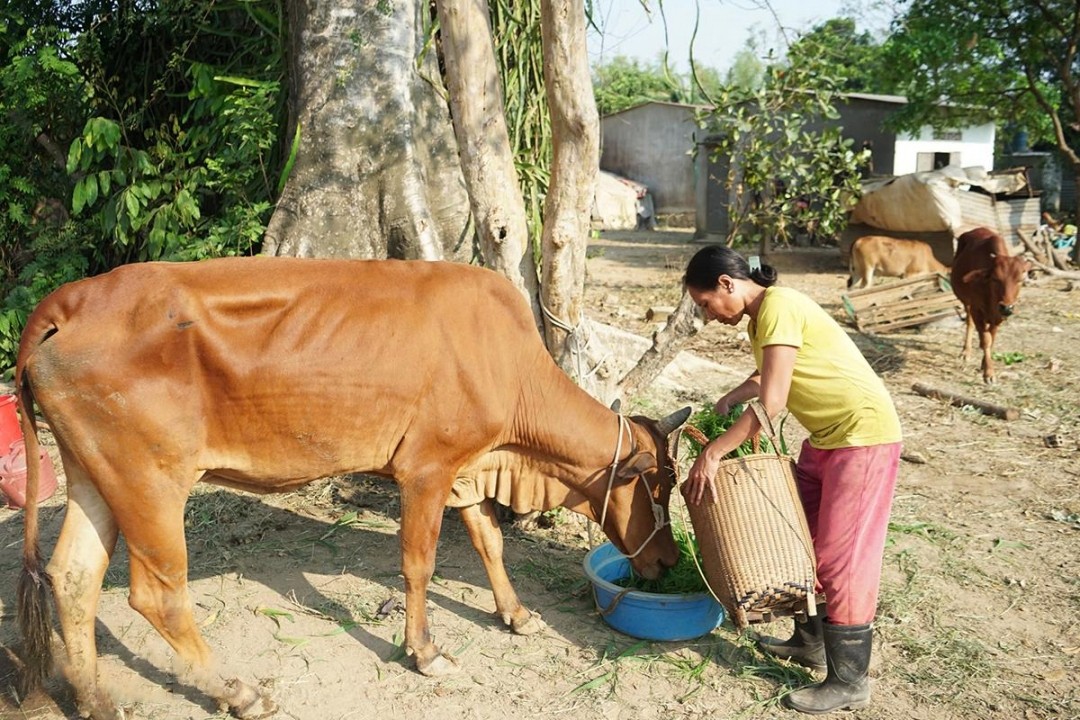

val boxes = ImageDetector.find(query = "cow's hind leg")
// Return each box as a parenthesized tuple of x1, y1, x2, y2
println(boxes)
(48, 460, 121, 720)
(117, 482, 274, 719)
(398, 477, 459, 676)
(458, 501, 543, 635)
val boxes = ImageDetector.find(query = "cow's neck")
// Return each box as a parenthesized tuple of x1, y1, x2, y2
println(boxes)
(511, 360, 629, 497)
(448, 357, 639, 518)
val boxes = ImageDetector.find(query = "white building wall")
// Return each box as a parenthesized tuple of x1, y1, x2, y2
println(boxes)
(892, 123, 996, 175)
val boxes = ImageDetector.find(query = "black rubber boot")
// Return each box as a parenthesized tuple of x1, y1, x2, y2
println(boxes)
(756, 607, 827, 673)
(782, 622, 872, 715)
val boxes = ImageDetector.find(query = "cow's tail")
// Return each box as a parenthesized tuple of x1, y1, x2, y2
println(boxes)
(846, 250, 856, 288)
(14, 315, 56, 698)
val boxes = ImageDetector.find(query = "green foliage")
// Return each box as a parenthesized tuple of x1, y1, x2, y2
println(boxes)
(0, 11, 92, 375)
(0, 0, 287, 376)
(787, 18, 891, 94)
(878, 0, 1068, 152)
(614, 521, 708, 594)
(490, 0, 550, 257)
(725, 45, 766, 90)
(593, 55, 687, 115)
(65, 69, 280, 265)
(991, 351, 1026, 366)
(683, 404, 788, 460)
(592, 54, 723, 116)
(700, 46, 870, 249)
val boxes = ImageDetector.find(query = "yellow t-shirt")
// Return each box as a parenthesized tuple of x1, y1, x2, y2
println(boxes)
(749, 286, 902, 449)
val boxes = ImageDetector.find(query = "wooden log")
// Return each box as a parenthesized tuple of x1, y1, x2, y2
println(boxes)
(911, 382, 1020, 421)
(1016, 227, 1048, 264)
(645, 305, 675, 322)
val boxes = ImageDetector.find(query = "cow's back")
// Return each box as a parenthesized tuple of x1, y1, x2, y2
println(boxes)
(848, 236, 946, 289)
(19, 258, 546, 487)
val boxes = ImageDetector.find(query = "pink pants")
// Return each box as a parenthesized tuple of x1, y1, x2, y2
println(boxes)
(795, 440, 902, 625)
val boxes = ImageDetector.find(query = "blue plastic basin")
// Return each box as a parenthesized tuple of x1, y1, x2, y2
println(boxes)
(583, 541, 725, 641)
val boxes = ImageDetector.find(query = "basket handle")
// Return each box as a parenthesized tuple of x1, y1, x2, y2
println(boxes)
(748, 401, 786, 457)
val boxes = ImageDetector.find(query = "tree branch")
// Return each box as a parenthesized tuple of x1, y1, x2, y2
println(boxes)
(616, 290, 701, 402)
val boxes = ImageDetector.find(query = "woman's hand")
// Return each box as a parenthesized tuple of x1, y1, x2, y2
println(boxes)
(685, 441, 722, 505)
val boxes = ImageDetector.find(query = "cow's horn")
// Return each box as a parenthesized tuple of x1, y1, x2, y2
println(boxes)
(656, 406, 692, 436)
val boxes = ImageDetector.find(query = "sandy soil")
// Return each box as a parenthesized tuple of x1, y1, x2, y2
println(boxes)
(1, 229, 1078, 720)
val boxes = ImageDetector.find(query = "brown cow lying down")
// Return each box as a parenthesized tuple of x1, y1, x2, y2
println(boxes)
(15, 258, 691, 720)
(950, 227, 1032, 383)
(847, 235, 948, 289)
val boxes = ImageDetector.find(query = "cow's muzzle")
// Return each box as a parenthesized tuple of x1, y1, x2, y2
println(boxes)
(999, 304, 1015, 318)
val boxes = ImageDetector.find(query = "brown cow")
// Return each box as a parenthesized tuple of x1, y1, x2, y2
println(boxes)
(846, 235, 948, 289)
(15, 257, 691, 720)
(950, 227, 1032, 383)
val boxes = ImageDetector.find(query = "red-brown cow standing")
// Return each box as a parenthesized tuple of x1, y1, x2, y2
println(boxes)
(14, 257, 691, 720)
(950, 227, 1032, 383)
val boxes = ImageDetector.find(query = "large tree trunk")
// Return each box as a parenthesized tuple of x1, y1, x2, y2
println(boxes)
(436, 0, 540, 320)
(265, 0, 470, 260)
(538, 0, 599, 382)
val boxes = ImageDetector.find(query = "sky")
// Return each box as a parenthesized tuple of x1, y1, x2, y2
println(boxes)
(586, 0, 882, 74)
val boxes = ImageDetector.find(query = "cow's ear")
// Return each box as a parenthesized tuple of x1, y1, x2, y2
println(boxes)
(962, 268, 990, 284)
(617, 451, 657, 479)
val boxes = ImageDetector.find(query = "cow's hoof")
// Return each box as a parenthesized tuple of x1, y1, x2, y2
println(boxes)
(224, 678, 276, 719)
(510, 611, 545, 636)
(77, 690, 124, 720)
(416, 652, 460, 677)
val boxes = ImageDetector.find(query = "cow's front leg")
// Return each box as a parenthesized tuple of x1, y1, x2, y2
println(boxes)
(960, 307, 975, 363)
(458, 501, 543, 635)
(980, 326, 997, 384)
(399, 481, 459, 676)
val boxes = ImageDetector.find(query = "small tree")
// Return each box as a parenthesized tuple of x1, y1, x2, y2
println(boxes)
(592, 55, 689, 116)
(700, 49, 869, 251)
(787, 17, 890, 94)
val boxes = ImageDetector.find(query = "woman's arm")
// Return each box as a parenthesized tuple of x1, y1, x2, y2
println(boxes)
(685, 344, 797, 504)
(714, 372, 762, 415)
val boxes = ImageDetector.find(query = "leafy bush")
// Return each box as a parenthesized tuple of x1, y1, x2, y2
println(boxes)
(0, 0, 286, 377)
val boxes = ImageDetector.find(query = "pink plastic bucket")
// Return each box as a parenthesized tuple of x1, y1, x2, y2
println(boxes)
(0, 439, 57, 509)
(0, 394, 20, 449)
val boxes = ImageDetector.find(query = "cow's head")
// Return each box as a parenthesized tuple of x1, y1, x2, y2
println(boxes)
(962, 253, 1033, 320)
(598, 406, 691, 580)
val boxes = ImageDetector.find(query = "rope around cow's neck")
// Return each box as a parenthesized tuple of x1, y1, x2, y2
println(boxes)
(598, 414, 668, 560)
(539, 300, 611, 385)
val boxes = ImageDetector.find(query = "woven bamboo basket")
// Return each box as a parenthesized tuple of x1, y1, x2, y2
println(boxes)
(683, 403, 817, 629)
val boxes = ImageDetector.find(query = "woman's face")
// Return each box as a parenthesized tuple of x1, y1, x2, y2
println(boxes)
(688, 276, 743, 325)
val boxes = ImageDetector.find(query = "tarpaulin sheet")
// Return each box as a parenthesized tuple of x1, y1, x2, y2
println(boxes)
(592, 171, 651, 230)
(850, 166, 1028, 233)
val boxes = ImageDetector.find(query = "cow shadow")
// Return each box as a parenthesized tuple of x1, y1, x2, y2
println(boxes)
(0, 474, 762, 716)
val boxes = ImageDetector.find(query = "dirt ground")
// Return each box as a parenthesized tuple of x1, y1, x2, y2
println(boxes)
(1, 229, 1078, 720)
